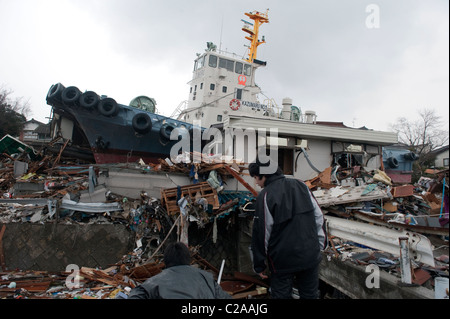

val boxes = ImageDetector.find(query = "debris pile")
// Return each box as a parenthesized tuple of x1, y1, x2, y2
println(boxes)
(0, 245, 268, 299)
(306, 165, 449, 236)
(1, 135, 448, 298)
(1, 139, 266, 299)
(306, 164, 449, 295)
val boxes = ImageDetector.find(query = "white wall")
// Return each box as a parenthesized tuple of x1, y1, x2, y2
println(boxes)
(435, 149, 449, 168)
(294, 139, 332, 180)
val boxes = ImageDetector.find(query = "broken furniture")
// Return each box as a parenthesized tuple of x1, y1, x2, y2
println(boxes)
(160, 182, 220, 215)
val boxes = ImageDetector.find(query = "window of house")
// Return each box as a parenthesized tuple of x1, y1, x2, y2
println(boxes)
(334, 153, 363, 168)
(210, 83, 215, 90)
(444, 158, 449, 167)
(222, 86, 227, 93)
(278, 148, 294, 175)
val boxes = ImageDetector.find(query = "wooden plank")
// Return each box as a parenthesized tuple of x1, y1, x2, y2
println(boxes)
(220, 281, 254, 295)
(233, 271, 269, 288)
(232, 287, 268, 299)
(51, 138, 70, 168)
(161, 182, 219, 214)
(223, 166, 258, 197)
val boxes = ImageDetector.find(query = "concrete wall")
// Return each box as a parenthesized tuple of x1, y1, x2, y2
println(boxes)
(99, 167, 191, 199)
(319, 254, 434, 299)
(1, 223, 134, 272)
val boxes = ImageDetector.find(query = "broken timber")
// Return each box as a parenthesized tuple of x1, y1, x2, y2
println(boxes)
(223, 165, 258, 197)
(160, 182, 220, 215)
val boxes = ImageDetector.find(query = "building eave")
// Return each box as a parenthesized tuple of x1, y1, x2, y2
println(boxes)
(225, 115, 398, 146)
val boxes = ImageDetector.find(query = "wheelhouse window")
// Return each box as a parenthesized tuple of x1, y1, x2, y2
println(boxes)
(244, 64, 252, 76)
(209, 55, 218, 68)
(219, 57, 234, 72)
(198, 55, 205, 69)
(235, 62, 243, 74)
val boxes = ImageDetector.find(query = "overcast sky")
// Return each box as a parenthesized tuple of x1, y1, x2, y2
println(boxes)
(1, 0, 448, 132)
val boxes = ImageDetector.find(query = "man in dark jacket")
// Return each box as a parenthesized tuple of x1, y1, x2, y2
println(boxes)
(249, 161, 327, 299)
(128, 242, 231, 299)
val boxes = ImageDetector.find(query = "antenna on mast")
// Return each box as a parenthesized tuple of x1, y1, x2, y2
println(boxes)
(219, 14, 224, 52)
(242, 9, 269, 63)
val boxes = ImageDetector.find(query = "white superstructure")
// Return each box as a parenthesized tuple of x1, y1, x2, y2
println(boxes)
(173, 10, 398, 181)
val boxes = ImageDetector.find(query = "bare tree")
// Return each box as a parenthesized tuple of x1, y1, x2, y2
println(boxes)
(390, 108, 449, 179)
(1, 85, 30, 137)
(391, 108, 448, 154)
(0, 85, 32, 118)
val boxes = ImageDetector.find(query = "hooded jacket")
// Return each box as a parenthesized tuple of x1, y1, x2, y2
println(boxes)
(251, 173, 326, 274)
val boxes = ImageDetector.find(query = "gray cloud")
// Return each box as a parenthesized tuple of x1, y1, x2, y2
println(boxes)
(0, 0, 448, 131)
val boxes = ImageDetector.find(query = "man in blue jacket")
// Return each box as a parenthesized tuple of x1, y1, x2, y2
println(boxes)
(249, 160, 327, 299)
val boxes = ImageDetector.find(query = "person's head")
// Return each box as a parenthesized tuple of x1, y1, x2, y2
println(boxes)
(249, 158, 283, 188)
(163, 242, 191, 268)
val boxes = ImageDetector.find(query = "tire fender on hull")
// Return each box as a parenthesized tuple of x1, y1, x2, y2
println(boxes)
(132, 113, 152, 134)
(61, 86, 82, 106)
(98, 97, 119, 116)
(80, 91, 100, 109)
(46, 83, 66, 104)
(160, 123, 175, 140)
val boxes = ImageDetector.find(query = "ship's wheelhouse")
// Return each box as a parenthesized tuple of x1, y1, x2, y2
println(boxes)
(189, 52, 254, 106)
(193, 53, 252, 76)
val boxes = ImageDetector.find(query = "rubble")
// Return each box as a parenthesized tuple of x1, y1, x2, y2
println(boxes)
(0, 245, 269, 299)
(0, 136, 448, 299)
(312, 165, 448, 298)
(0, 141, 268, 299)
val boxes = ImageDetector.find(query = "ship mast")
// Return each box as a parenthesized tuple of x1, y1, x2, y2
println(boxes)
(242, 9, 269, 63)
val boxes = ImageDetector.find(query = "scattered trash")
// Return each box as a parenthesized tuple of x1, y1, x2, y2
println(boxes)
(0, 134, 448, 299)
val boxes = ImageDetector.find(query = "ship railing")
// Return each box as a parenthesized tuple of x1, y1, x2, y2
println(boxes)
(170, 100, 189, 119)
(263, 98, 282, 118)
(215, 49, 248, 61)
